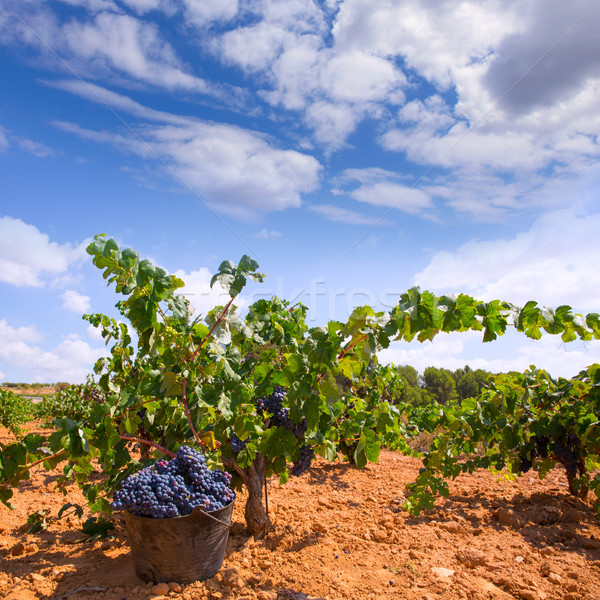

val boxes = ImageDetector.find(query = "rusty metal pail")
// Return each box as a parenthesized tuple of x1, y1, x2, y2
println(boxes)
(123, 501, 234, 583)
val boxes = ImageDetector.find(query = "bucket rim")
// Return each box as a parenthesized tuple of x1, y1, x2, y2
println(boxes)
(122, 499, 235, 525)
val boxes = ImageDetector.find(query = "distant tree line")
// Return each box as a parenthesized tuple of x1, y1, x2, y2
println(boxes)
(393, 364, 494, 406)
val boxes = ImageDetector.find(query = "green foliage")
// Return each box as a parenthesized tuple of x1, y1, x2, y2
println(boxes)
(81, 515, 115, 540)
(404, 365, 600, 515)
(0, 389, 34, 435)
(2, 234, 600, 535)
(34, 381, 104, 423)
(421, 367, 458, 405)
(25, 509, 50, 533)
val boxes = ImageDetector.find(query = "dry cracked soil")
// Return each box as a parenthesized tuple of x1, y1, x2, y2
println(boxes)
(2, 422, 600, 600)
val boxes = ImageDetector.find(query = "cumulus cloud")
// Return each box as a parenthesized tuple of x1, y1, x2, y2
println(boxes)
(0, 320, 106, 383)
(414, 209, 600, 312)
(60, 290, 91, 313)
(0, 217, 87, 287)
(216, 2, 407, 148)
(52, 85, 322, 214)
(334, 168, 434, 217)
(484, 0, 600, 115)
(172, 268, 252, 318)
(0, 320, 43, 343)
(180, 0, 238, 26)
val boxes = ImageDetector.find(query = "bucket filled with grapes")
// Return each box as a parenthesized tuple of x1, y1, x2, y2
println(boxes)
(111, 445, 236, 583)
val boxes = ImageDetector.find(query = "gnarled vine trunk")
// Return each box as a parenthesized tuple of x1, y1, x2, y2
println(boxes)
(223, 454, 271, 538)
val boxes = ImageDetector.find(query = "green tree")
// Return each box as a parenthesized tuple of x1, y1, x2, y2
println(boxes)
(453, 365, 492, 400)
(394, 365, 427, 406)
(421, 366, 458, 405)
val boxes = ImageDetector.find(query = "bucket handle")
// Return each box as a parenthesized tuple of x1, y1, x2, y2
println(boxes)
(192, 507, 232, 528)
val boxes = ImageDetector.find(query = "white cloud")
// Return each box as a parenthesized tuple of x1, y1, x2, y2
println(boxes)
(14, 137, 57, 158)
(0, 320, 43, 343)
(350, 182, 433, 215)
(60, 12, 208, 91)
(54, 89, 322, 214)
(308, 204, 387, 226)
(56, 0, 118, 12)
(414, 209, 600, 312)
(180, 0, 238, 26)
(334, 168, 433, 216)
(0, 322, 106, 383)
(304, 101, 360, 149)
(86, 323, 105, 342)
(120, 0, 168, 14)
(216, 3, 407, 148)
(61, 289, 91, 313)
(0, 125, 8, 151)
(152, 122, 320, 212)
(0, 5, 240, 102)
(219, 22, 287, 71)
(320, 50, 404, 104)
(173, 268, 252, 318)
(332, 0, 520, 92)
(0, 217, 87, 287)
(255, 229, 283, 239)
(47, 79, 195, 126)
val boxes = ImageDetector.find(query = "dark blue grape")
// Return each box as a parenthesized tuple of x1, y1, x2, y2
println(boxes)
(111, 445, 235, 518)
(291, 444, 314, 477)
(230, 432, 247, 453)
(257, 387, 307, 438)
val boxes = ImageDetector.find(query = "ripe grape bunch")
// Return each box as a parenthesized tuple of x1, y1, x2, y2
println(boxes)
(111, 445, 235, 518)
(231, 387, 314, 476)
(256, 386, 308, 437)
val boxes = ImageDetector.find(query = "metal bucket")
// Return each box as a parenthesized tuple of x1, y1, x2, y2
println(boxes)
(124, 501, 235, 583)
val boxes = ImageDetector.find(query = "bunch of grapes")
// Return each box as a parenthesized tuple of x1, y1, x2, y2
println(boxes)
(290, 444, 315, 477)
(517, 453, 533, 474)
(111, 445, 235, 518)
(533, 435, 549, 459)
(230, 432, 247, 454)
(84, 384, 106, 405)
(553, 437, 580, 478)
(229, 387, 314, 477)
(256, 387, 308, 437)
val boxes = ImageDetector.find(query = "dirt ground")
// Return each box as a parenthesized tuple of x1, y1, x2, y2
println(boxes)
(1, 387, 59, 397)
(2, 423, 600, 600)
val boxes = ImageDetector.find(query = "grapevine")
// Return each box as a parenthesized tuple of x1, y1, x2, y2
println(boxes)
(2, 234, 600, 538)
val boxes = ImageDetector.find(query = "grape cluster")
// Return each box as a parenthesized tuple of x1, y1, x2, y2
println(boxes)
(517, 454, 533, 474)
(230, 432, 247, 454)
(229, 387, 314, 477)
(111, 445, 235, 518)
(256, 387, 308, 437)
(230, 387, 308, 454)
(533, 435, 549, 459)
(553, 437, 580, 478)
(290, 444, 315, 477)
(517, 434, 581, 477)
(84, 385, 106, 405)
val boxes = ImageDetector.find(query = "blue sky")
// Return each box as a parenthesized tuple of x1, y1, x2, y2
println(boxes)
(1, 0, 600, 383)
